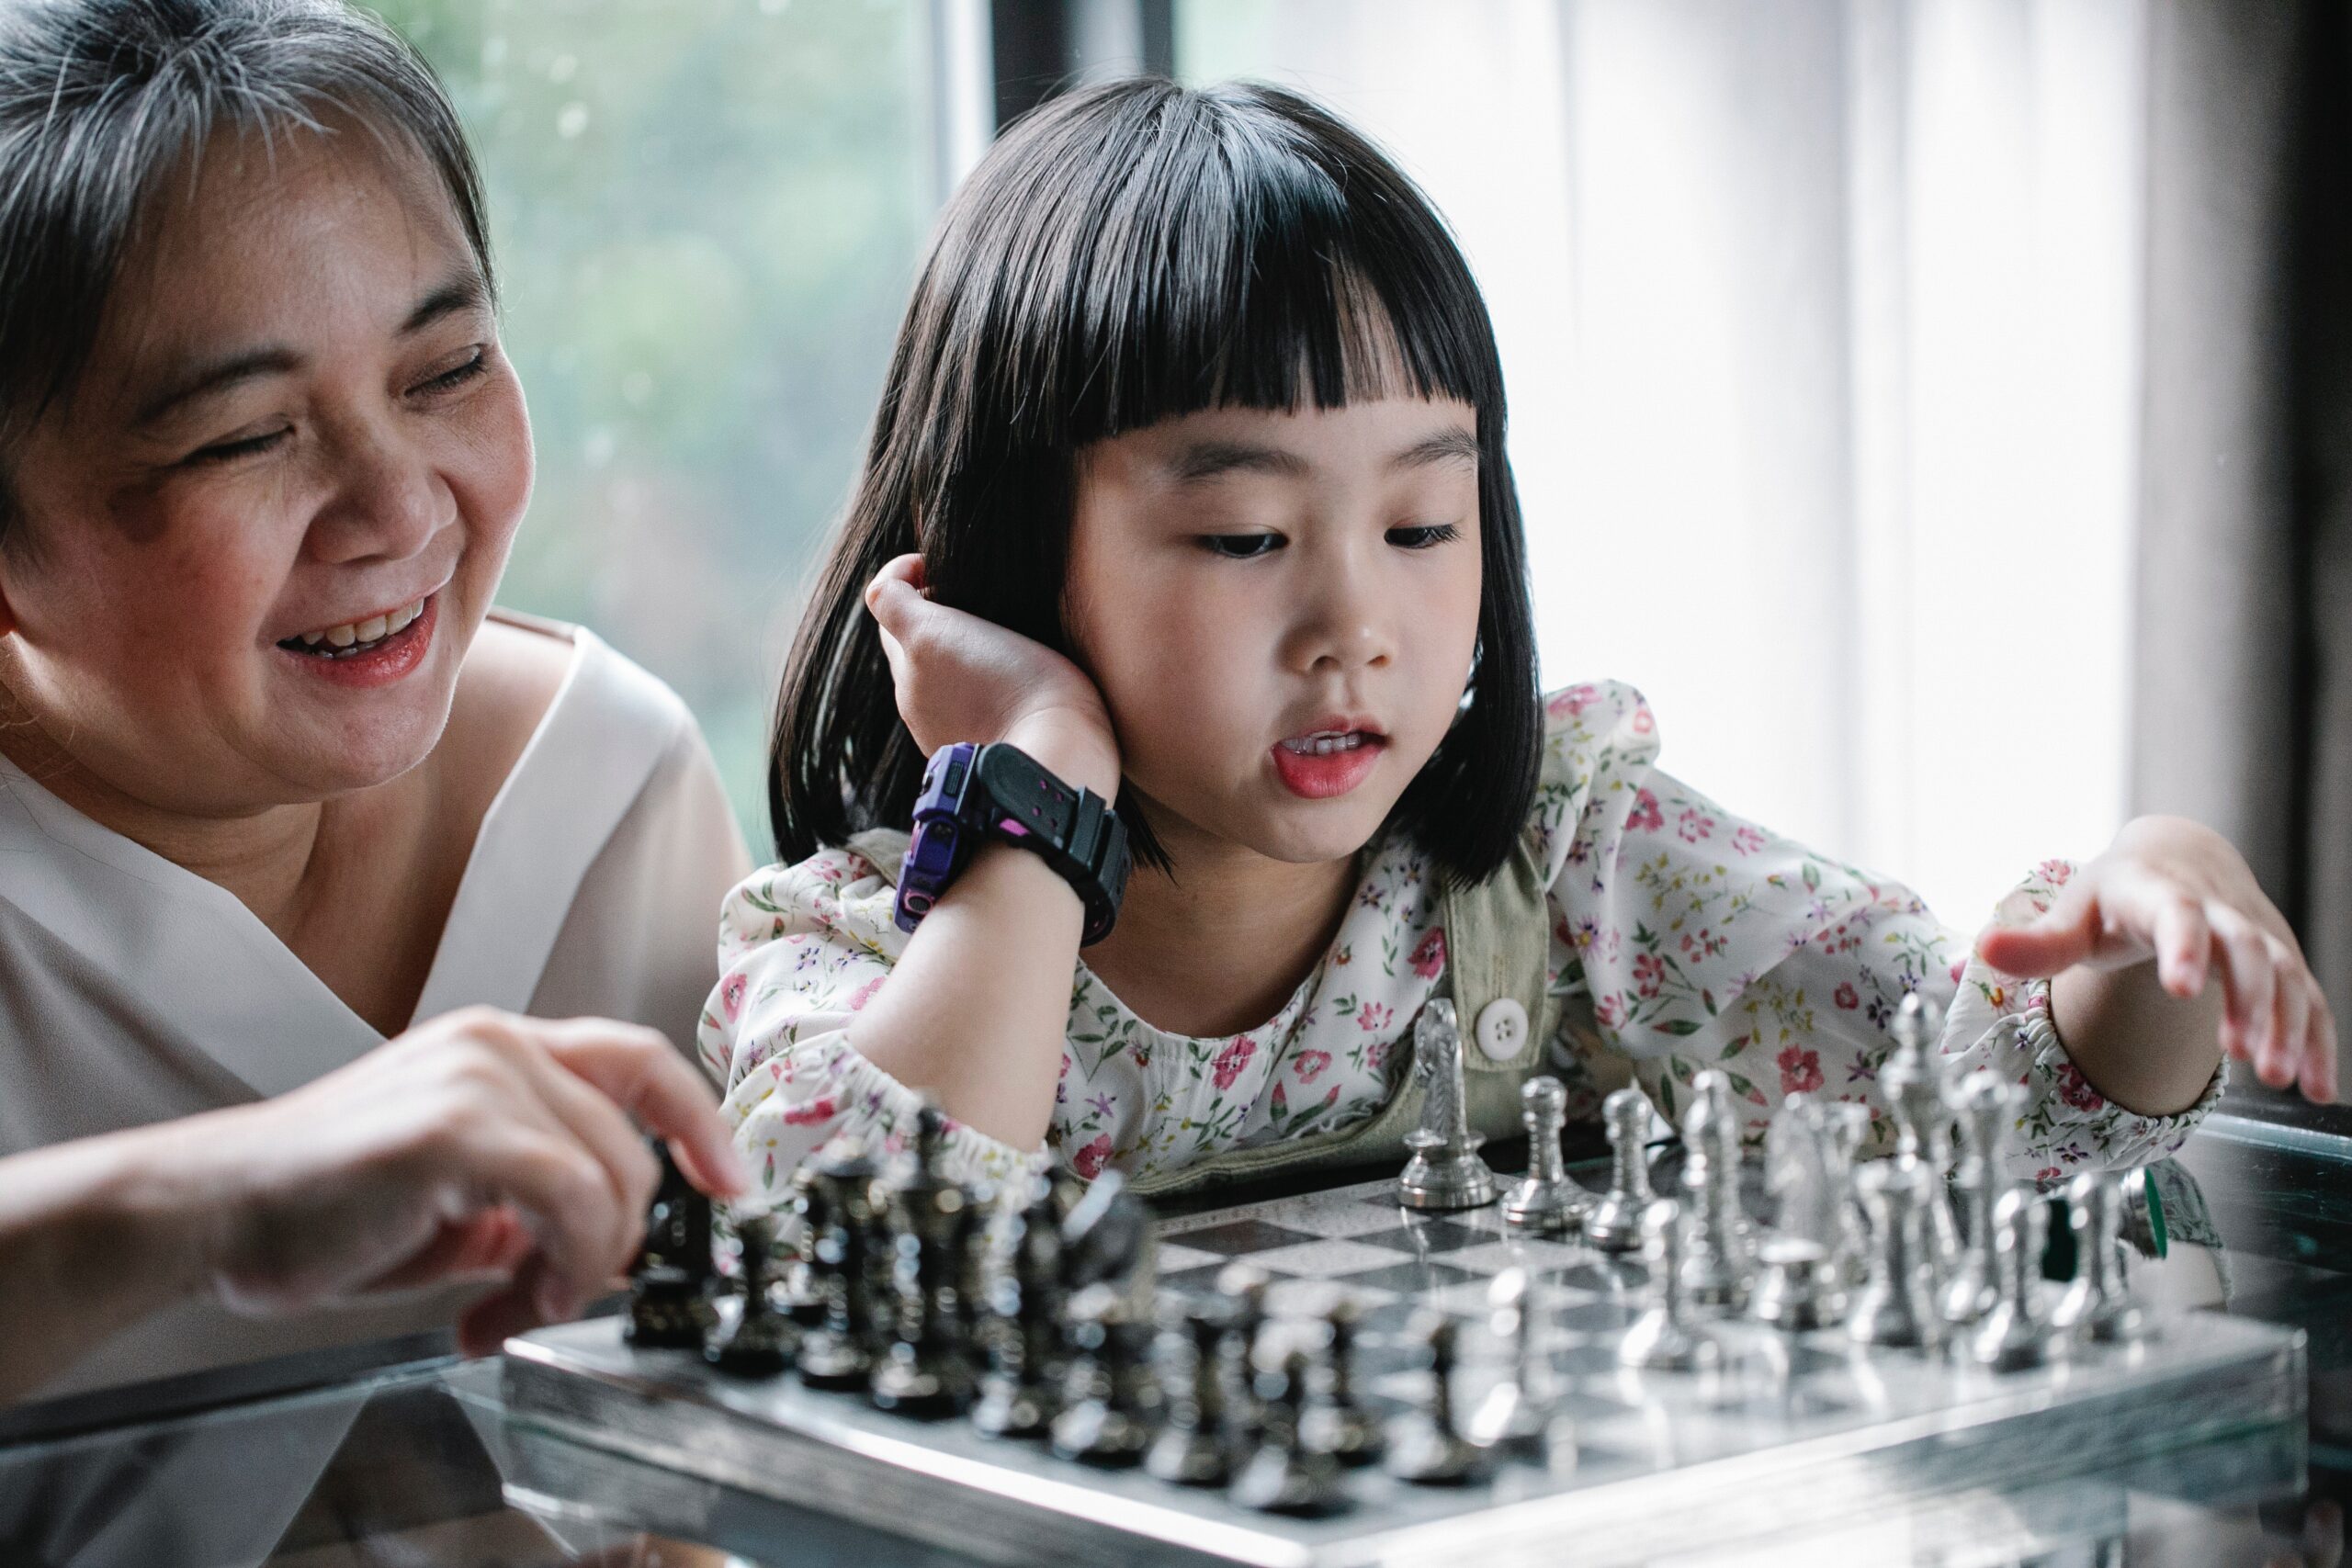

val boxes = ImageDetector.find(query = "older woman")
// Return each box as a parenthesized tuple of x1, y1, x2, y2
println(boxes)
(0, 0, 748, 1393)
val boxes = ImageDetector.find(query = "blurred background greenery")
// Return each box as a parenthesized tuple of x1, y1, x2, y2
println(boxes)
(371, 0, 940, 850)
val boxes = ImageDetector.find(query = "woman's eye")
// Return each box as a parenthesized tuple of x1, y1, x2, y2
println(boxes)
(185, 427, 291, 467)
(1199, 533, 1283, 560)
(1388, 523, 1464, 549)
(413, 349, 489, 397)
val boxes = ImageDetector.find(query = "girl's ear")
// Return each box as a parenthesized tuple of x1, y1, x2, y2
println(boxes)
(0, 562, 17, 639)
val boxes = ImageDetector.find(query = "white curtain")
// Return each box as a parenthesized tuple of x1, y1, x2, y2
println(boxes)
(1181, 0, 2147, 931)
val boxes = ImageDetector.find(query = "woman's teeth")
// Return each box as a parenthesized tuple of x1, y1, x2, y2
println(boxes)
(1281, 731, 1371, 756)
(286, 598, 424, 656)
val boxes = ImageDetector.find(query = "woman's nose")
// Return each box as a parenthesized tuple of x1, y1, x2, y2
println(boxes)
(305, 422, 447, 566)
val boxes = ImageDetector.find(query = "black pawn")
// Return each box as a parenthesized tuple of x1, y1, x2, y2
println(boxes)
(707, 1213, 794, 1377)
(1145, 1299, 1233, 1485)
(1050, 1284, 1160, 1467)
(782, 1164, 830, 1331)
(870, 1105, 978, 1417)
(1300, 1297, 1383, 1468)
(973, 1182, 1066, 1438)
(1232, 1344, 1348, 1517)
(1216, 1262, 1272, 1445)
(627, 1145, 717, 1349)
(1383, 1315, 1488, 1486)
(796, 1146, 884, 1389)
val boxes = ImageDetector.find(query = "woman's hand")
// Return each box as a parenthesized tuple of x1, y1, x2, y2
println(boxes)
(864, 553, 1120, 796)
(192, 1007, 744, 1354)
(1973, 816, 2338, 1104)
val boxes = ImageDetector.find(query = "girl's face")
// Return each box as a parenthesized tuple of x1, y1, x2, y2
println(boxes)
(1067, 397, 1485, 868)
(0, 121, 531, 817)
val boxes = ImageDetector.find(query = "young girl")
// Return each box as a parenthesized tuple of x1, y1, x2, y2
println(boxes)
(703, 79, 2335, 1201)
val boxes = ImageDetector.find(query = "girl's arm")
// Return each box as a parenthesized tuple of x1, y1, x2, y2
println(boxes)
(1975, 814, 2335, 1110)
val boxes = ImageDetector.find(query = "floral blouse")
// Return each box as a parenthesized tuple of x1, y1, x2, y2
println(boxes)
(699, 682, 2220, 1205)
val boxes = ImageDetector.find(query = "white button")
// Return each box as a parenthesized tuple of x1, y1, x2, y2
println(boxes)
(1475, 998, 1529, 1062)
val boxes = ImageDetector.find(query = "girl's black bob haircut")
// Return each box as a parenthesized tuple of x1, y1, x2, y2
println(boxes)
(770, 77, 1543, 887)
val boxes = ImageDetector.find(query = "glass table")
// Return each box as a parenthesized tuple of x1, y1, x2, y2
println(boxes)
(4, 1113, 2345, 1568)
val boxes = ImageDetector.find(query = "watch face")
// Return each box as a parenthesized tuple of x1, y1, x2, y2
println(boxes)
(907, 818, 961, 881)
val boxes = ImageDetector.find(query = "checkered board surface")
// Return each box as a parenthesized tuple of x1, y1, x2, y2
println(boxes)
(502, 1176, 2308, 1568)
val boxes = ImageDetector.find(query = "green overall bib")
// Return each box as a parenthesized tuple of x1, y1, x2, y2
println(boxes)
(844, 825, 1562, 1199)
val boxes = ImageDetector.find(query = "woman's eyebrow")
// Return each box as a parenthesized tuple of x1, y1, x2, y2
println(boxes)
(132, 274, 490, 430)
(1390, 429, 1481, 469)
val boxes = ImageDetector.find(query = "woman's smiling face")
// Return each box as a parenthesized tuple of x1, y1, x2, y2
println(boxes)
(1065, 396, 1486, 869)
(0, 119, 531, 817)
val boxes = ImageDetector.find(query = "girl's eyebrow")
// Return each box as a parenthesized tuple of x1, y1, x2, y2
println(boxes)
(1166, 439, 1312, 483)
(1390, 429, 1481, 470)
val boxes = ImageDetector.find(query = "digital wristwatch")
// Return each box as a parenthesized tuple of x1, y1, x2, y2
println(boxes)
(893, 741, 1131, 946)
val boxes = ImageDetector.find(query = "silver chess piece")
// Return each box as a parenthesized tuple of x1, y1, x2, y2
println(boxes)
(1882, 993, 1962, 1280)
(1847, 1159, 1943, 1351)
(1503, 1076, 1589, 1233)
(1468, 1269, 1560, 1459)
(1677, 1071, 1751, 1313)
(1619, 1199, 1724, 1373)
(1397, 999, 1498, 1212)
(1941, 1072, 2026, 1326)
(1585, 1088, 1657, 1253)
(1965, 1187, 2057, 1372)
(1821, 1100, 1871, 1285)
(2053, 1171, 2154, 1347)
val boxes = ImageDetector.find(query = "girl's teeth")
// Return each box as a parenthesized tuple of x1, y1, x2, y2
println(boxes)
(1283, 731, 1367, 756)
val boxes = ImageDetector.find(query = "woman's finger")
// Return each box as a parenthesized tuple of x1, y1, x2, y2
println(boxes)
(435, 1121, 627, 1318)
(362, 1206, 533, 1294)
(2207, 901, 2278, 1078)
(538, 1021, 745, 1201)
(493, 1029, 668, 1271)
(454, 1251, 560, 1357)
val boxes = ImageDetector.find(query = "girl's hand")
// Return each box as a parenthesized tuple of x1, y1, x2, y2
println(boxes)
(1973, 816, 2338, 1103)
(195, 1008, 745, 1355)
(864, 553, 1120, 795)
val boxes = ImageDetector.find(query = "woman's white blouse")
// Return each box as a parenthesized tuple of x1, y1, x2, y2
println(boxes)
(0, 614, 750, 1396)
(702, 682, 2221, 1204)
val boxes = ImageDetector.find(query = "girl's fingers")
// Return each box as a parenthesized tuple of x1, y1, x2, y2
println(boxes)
(1973, 884, 2100, 977)
(2270, 935, 2312, 1092)
(2207, 902, 2278, 1079)
(2151, 894, 2211, 998)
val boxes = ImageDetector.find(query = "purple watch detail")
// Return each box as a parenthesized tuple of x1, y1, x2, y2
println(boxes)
(893, 741, 1130, 944)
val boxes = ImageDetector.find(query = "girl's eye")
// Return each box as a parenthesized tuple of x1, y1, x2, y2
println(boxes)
(1389, 523, 1464, 549)
(413, 349, 489, 397)
(185, 427, 291, 467)
(1199, 533, 1283, 560)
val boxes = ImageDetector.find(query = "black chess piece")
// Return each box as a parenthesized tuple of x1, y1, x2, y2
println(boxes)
(707, 1213, 794, 1377)
(973, 1180, 1066, 1438)
(627, 1145, 718, 1349)
(870, 1105, 979, 1417)
(1299, 1296, 1383, 1468)
(1145, 1298, 1233, 1485)
(796, 1145, 885, 1389)
(1049, 1284, 1160, 1467)
(1383, 1314, 1488, 1486)
(1230, 1344, 1348, 1516)
(1216, 1261, 1272, 1448)
(782, 1163, 830, 1332)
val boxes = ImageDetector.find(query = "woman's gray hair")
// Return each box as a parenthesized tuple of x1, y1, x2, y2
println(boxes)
(0, 0, 493, 535)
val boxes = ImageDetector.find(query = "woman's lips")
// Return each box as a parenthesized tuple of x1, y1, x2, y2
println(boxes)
(1270, 733, 1385, 799)
(277, 594, 438, 690)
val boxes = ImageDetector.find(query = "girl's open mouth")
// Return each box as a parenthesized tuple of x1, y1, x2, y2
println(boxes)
(275, 594, 437, 688)
(1271, 729, 1385, 799)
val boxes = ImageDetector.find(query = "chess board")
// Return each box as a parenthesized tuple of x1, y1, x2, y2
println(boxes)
(500, 1177, 2307, 1568)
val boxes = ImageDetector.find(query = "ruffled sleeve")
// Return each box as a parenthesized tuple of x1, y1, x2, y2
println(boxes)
(696, 847, 1044, 1207)
(1534, 682, 2218, 1178)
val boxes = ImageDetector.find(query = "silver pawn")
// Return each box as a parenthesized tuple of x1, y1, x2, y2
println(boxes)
(1941, 1071, 2026, 1326)
(1847, 1159, 1943, 1351)
(1398, 999, 1498, 1212)
(1822, 1100, 1872, 1286)
(1677, 1071, 1751, 1312)
(1882, 993, 1962, 1281)
(2053, 1171, 2154, 1346)
(1503, 1076, 1589, 1233)
(1619, 1199, 1724, 1372)
(1585, 1088, 1657, 1253)
(1965, 1187, 2056, 1371)
(1468, 1268, 1558, 1458)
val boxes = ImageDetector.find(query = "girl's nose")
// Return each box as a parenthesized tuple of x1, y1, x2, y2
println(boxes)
(305, 421, 447, 567)
(1283, 557, 1397, 674)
